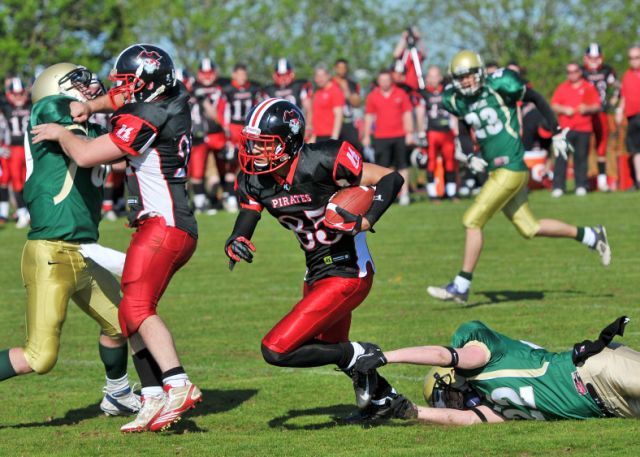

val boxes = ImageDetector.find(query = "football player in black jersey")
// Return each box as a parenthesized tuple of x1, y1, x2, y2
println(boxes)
(32, 44, 201, 432)
(225, 97, 405, 421)
(262, 58, 312, 114)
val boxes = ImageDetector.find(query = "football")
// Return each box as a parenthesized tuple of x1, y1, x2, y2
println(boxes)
(324, 186, 375, 225)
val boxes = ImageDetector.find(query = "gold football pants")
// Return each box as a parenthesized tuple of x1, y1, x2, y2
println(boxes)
(21, 240, 122, 374)
(577, 345, 640, 418)
(463, 169, 540, 239)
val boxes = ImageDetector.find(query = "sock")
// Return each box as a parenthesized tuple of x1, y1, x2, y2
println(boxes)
(208, 183, 220, 203)
(0, 349, 17, 381)
(597, 162, 606, 175)
(445, 182, 457, 198)
(426, 182, 437, 198)
(102, 187, 114, 212)
(132, 348, 163, 389)
(105, 373, 130, 394)
(141, 386, 164, 398)
(454, 271, 472, 293)
(0, 188, 8, 218)
(577, 226, 596, 248)
(14, 191, 25, 209)
(344, 342, 363, 370)
(223, 180, 234, 196)
(99, 342, 128, 380)
(193, 193, 206, 209)
(162, 366, 189, 387)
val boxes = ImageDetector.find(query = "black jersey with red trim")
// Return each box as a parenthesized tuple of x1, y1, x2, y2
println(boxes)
(192, 80, 226, 134)
(396, 82, 425, 109)
(582, 65, 619, 110)
(262, 80, 311, 110)
(235, 140, 374, 283)
(0, 100, 31, 146)
(422, 84, 451, 132)
(109, 81, 197, 238)
(222, 81, 262, 125)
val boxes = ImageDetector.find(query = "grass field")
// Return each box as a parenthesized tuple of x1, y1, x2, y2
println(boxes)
(0, 190, 639, 457)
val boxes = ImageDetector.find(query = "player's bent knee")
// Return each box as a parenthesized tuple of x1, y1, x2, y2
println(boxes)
(261, 343, 290, 367)
(513, 220, 540, 240)
(118, 300, 156, 338)
(27, 350, 59, 374)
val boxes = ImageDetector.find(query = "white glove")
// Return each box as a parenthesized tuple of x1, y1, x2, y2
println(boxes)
(468, 155, 488, 174)
(552, 127, 574, 160)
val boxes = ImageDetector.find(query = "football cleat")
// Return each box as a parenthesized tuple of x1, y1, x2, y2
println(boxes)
(427, 282, 469, 304)
(341, 388, 400, 424)
(351, 343, 384, 409)
(148, 382, 202, 432)
(591, 225, 611, 267)
(100, 384, 141, 416)
(120, 395, 165, 433)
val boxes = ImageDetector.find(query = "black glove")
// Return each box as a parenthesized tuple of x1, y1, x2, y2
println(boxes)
(354, 344, 387, 373)
(390, 395, 418, 419)
(323, 206, 363, 236)
(225, 236, 256, 270)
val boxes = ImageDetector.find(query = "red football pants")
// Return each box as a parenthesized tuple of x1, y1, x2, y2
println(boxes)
(118, 217, 197, 337)
(592, 111, 609, 158)
(0, 146, 26, 191)
(189, 132, 226, 180)
(427, 130, 456, 173)
(262, 270, 373, 354)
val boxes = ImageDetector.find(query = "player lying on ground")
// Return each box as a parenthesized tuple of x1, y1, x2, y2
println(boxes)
(0, 63, 140, 417)
(427, 50, 612, 305)
(32, 44, 200, 432)
(225, 98, 406, 422)
(353, 317, 640, 424)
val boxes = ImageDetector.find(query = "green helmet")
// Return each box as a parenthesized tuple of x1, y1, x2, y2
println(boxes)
(448, 50, 486, 96)
(31, 63, 97, 104)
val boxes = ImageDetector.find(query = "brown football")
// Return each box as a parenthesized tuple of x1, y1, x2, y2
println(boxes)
(324, 186, 375, 225)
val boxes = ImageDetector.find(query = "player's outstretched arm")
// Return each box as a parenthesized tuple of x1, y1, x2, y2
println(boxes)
(70, 94, 119, 123)
(225, 209, 261, 270)
(414, 404, 504, 425)
(384, 345, 489, 370)
(359, 163, 404, 230)
(31, 125, 126, 167)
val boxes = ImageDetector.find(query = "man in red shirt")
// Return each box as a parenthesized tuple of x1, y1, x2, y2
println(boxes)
(551, 62, 601, 197)
(616, 45, 640, 189)
(309, 64, 344, 142)
(363, 69, 414, 204)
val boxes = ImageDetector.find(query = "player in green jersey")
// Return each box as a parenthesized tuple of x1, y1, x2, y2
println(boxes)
(352, 317, 640, 424)
(0, 63, 140, 417)
(427, 51, 611, 304)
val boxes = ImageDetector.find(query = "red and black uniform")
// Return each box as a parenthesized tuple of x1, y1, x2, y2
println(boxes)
(582, 65, 619, 158)
(109, 81, 197, 336)
(423, 84, 456, 180)
(235, 140, 374, 353)
(0, 98, 30, 198)
(262, 80, 311, 109)
(222, 80, 262, 148)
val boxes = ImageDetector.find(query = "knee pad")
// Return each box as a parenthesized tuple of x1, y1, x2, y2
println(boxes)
(118, 298, 156, 338)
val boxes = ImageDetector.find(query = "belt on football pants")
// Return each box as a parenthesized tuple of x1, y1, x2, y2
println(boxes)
(585, 382, 615, 418)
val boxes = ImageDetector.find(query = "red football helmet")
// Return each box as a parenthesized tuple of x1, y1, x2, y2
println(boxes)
(239, 98, 305, 175)
(583, 43, 603, 71)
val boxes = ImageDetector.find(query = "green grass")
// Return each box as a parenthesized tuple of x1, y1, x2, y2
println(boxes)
(1, 190, 639, 457)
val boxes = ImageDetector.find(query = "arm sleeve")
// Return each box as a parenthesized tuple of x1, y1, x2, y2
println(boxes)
(234, 176, 264, 213)
(457, 121, 475, 156)
(522, 88, 558, 132)
(364, 171, 404, 227)
(333, 141, 363, 186)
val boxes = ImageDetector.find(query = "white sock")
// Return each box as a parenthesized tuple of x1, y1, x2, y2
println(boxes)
(141, 386, 164, 398)
(106, 373, 130, 394)
(346, 342, 365, 370)
(426, 183, 437, 198)
(193, 193, 206, 209)
(445, 183, 457, 198)
(0, 201, 8, 219)
(163, 373, 189, 388)
(581, 227, 597, 248)
(453, 275, 471, 293)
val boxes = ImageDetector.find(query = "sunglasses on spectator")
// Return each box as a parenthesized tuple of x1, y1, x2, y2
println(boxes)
(629, 55, 640, 60)
(567, 68, 581, 74)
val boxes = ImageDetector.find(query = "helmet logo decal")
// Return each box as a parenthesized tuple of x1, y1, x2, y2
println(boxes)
(283, 109, 301, 135)
(137, 50, 162, 74)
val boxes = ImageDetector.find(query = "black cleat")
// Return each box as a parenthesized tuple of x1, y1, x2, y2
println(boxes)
(351, 343, 386, 409)
(341, 389, 399, 424)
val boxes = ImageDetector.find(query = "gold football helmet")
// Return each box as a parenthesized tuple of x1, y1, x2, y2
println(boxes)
(423, 366, 469, 409)
(449, 50, 486, 96)
(31, 63, 98, 104)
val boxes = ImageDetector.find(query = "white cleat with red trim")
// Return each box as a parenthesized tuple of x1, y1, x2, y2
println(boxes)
(120, 395, 166, 433)
(148, 382, 202, 432)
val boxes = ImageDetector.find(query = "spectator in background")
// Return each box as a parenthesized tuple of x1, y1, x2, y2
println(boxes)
(393, 27, 425, 91)
(616, 45, 640, 189)
(363, 69, 414, 205)
(309, 63, 344, 142)
(551, 62, 601, 197)
(333, 58, 362, 151)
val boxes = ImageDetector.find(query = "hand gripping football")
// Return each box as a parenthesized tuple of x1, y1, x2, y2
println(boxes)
(324, 186, 375, 226)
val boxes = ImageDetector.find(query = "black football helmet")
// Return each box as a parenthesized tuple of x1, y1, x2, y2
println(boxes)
(108, 43, 176, 105)
(239, 98, 305, 174)
(273, 58, 294, 87)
